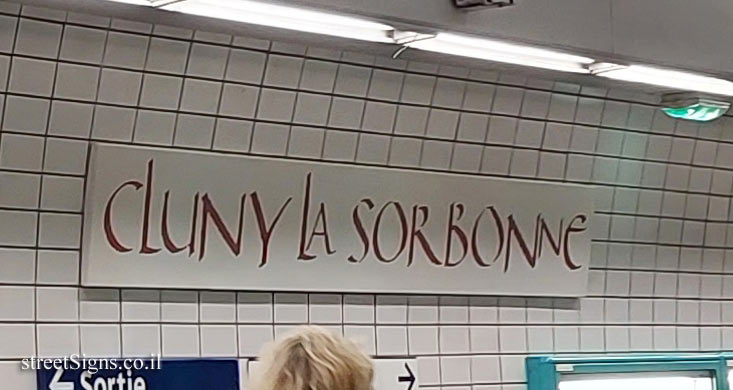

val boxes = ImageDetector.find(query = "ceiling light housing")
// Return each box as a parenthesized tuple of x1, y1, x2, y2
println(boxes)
(398, 32, 594, 73)
(590, 62, 733, 97)
(161, 0, 395, 43)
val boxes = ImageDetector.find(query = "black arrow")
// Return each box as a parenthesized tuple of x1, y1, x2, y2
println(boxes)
(397, 363, 416, 390)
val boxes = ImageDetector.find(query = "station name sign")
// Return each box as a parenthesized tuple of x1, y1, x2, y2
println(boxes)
(82, 144, 593, 296)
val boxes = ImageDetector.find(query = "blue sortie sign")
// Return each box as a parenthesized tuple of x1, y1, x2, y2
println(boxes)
(36, 359, 239, 390)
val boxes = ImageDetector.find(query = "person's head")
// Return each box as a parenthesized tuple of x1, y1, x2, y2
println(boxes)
(250, 326, 374, 390)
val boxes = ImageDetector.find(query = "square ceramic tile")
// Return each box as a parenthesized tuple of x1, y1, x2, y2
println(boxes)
(300, 59, 337, 92)
(38, 213, 81, 248)
(237, 292, 272, 323)
(219, 84, 259, 118)
(146, 37, 189, 74)
(368, 69, 402, 101)
(80, 325, 121, 357)
(463, 82, 495, 112)
(187, 43, 228, 78)
(200, 292, 236, 323)
(226, 48, 266, 83)
(161, 290, 198, 322)
(0, 286, 34, 320)
(91, 106, 135, 141)
(250, 123, 289, 156)
(9, 57, 55, 96)
(343, 295, 374, 324)
(139, 74, 183, 109)
(0, 210, 37, 246)
(37, 324, 79, 357)
(15, 19, 61, 58)
(97, 68, 142, 105)
(356, 133, 389, 164)
(103, 31, 148, 69)
(59, 25, 106, 63)
(200, 325, 237, 357)
(36, 250, 79, 285)
(0, 324, 35, 358)
(263, 54, 303, 88)
(257, 88, 296, 121)
(134, 110, 176, 145)
(361, 102, 396, 133)
(288, 126, 324, 158)
(79, 288, 119, 322)
(238, 325, 274, 356)
(322, 130, 357, 161)
(456, 113, 489, 142)
(333, 64, 370, 97)
(162, 325, 199, 357)
(394, 106, 429, 136)
(2, 96, 49, 134)
(48, 101, 94, 138)
(401, 74, 435, 104)
(180, 78, 222, 114)
(0, 172, 39, 209)
(293, 93, 330, 125)
(433, 78, 465, 109)
(375, 326, 407, 356)
(43, 138, 87, 174)
(328, 97, 364, 129)
(213, 119, 253, 152)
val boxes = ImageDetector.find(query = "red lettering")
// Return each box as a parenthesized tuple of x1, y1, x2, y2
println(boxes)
(372, 201, 408, 263)
(505, 215, 537, 272)
(408, 205, 441, 266)
(140, 160, 161, 255)
(198, 193, 247, 261)
(104, 180, 142, 253)
(161, 191, 199, 254)
(250, 192, 292, 267)
(470, 206, 504, 267)
(298, 173, 316, 260)
(303, 203, 336, 258)
(348, 199, 374, 263)
(536, 215, 562, 259)
(563, 214, 587, 270)
(444, 202, 468, 267)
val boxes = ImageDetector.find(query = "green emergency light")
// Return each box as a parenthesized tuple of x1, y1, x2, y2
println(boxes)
(661, 93, 730, 122)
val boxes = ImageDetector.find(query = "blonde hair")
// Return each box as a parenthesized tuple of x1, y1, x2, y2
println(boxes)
(250, 326, 374, 390)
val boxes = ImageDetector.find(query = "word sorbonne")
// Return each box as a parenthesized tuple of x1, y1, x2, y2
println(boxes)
(103, 160, 588, 271)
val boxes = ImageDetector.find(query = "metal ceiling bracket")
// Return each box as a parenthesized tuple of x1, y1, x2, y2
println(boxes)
(453, 0, 515, 11)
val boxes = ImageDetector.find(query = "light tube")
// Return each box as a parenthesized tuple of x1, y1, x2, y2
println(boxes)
(161, 0, 394, 43)
(101, 0, 156, 5)
(402, 32, 595, 73)
(592, 63, 733, 96)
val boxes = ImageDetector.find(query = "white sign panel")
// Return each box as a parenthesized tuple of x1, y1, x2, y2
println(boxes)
(373, 359, 418, 390)
(249, 359, 418, 390)
(82, 143, 593, 296)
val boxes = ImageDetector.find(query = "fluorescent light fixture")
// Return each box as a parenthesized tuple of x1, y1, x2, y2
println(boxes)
(399, 32, 594, 73)
(102, 0, 178, 5)
(101, 0, 155, 5)
(161, 0, 394, 42)
(591, 63, 733, 96)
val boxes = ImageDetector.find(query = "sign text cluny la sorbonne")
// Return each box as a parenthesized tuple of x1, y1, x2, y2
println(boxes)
(82, 144, 593, 296)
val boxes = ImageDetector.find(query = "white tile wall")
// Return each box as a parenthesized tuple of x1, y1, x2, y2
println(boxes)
(1, 2, 733, 389)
